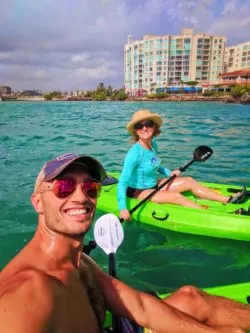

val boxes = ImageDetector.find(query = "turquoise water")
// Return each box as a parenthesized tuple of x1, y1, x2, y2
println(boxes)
(1, 101, 250, 293)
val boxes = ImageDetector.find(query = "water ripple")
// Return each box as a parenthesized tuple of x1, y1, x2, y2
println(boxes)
(1, 101, 250, 291)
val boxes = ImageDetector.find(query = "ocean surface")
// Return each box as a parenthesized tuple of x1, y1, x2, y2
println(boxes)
(1, 100, 250, 293)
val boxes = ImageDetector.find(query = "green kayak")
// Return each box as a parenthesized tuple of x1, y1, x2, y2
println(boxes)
(98, 172, 250, 241)
(104, 281, 250, 329)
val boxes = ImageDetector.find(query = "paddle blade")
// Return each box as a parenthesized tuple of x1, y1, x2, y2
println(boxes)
(94, 213, 124, 255)
(193, 146, 213, 162)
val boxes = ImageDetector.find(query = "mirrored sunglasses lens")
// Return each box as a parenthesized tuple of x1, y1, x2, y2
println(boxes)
(82, 181, 101, 198)
(54, 179, 76, 198)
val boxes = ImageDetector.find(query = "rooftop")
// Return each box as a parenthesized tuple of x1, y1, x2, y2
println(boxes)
(220, 69, 250, 77)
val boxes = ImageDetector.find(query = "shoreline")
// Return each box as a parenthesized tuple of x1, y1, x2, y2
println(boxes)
(1, 95, 249, 104)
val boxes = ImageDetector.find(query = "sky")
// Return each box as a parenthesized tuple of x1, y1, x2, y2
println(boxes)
(0, 0, 250, 92)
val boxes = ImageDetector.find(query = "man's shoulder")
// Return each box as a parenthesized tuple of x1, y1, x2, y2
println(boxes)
(80, 253, 108, 282)
(0, 268, 60, 302)
(0, 269, 57, 332)
(80, 253, 100, 271)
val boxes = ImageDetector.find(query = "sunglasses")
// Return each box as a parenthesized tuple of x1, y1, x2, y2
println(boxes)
(134, 120, 155, 130)
(39, 178, 101, 199)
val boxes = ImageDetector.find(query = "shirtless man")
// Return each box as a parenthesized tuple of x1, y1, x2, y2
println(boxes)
(0, 152, 248, 333)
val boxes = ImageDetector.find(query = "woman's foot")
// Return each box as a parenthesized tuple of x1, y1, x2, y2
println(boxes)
(227, 186, 247, 204)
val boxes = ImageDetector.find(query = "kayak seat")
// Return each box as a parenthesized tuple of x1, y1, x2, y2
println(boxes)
(232, 207, 250, 216)
(228, 186, 247, 204)
(102, 175, 118, 186)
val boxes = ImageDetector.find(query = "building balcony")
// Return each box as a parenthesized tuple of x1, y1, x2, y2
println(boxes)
(219, 79, 250, 85)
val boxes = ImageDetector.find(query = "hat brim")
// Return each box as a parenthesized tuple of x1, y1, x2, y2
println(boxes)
(45, 155, 106, 182)
(126, 114, 162, 133)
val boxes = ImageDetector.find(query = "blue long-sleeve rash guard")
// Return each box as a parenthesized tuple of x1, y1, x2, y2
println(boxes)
(117, 140, 171, 211)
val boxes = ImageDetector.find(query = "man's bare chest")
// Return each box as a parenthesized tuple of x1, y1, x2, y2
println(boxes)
(53, 279, 102, 333)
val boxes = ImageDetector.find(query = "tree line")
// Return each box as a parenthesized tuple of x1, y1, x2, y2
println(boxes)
(43, 83, 127, 101)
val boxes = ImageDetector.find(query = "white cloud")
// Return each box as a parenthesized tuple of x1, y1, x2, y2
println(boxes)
(72, 54, 89, 63)
(1, 0, 250, 90)
(209, 0, 250, 43)
(0, 52, 10, 61)
(74, 65, 117, 79)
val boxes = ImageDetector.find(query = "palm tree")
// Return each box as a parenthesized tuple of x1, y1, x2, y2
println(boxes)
(150, 82, 156, 93)
(97, 82, 105, 92)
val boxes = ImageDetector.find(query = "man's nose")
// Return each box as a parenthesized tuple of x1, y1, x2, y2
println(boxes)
(71, 183, 88, 200)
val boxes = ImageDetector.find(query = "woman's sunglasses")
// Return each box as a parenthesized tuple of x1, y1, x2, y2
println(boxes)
(134, 120, 155, 130)
(39, 178, 101, 199)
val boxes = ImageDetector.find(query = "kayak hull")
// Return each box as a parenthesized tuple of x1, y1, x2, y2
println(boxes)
(98, 172, 250, 241)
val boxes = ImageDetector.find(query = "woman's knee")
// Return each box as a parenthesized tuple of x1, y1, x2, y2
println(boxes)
(182, 176, 196, 187)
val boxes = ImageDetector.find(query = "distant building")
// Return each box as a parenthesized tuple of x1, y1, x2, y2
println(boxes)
(224, 41, 250, 72)
(0, 86, 12, 95)
(219, 69, 250, 86)
(124, 28, 226, 95)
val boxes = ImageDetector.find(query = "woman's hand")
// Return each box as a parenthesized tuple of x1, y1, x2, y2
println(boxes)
(170, 169, 181, 177)
(120, 209, 131, 221)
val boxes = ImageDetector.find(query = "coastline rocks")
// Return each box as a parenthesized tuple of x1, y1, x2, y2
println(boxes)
(127, 95, 229, 102)
(225, 96, 238, 103)
(240, 93, 250, 104)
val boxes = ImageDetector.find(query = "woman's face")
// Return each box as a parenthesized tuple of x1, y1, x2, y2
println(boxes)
(134, 119, 155, 140)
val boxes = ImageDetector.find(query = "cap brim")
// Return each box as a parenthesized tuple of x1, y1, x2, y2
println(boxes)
(45, 155, 106, 182)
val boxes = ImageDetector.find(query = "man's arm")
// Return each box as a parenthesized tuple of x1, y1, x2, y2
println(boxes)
(93, 267, 241, 333)
(0, 272, 56, 333)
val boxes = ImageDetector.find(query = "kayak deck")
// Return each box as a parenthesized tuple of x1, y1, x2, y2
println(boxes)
(98, 172, 250, 241)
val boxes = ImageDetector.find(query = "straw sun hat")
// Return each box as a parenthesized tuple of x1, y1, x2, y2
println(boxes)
(126, 109, 163, 133)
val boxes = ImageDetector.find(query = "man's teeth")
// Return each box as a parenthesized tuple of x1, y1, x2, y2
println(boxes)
(67, 209, 87, 216)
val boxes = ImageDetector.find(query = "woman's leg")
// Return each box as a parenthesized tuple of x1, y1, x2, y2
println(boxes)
(163, 285, 250, 331)
(162, 176, 230, 203)
(137, 188, 203, 209)
(136, 177, 244, 208)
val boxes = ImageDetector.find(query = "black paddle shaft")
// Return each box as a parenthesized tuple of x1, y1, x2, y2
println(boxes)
(109, 253, 121, 332)
(109, 253, 117, 277)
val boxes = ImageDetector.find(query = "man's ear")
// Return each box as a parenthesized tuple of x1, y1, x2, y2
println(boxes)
(31, 193, 44, 213)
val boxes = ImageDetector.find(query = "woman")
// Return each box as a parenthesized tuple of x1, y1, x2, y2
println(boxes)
(117, 109, 246, 221)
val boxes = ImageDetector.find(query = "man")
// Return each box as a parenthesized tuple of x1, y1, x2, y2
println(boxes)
(0, 152, 248, 333)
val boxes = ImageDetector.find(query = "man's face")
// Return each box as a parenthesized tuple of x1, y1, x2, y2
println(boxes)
(34, 164, 99, 237)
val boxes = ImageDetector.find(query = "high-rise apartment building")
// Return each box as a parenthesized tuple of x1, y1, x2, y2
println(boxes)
(124, 29, 226, 95)
(224, 41, 250, 72)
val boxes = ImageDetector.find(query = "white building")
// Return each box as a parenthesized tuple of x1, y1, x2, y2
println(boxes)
(224, 41, 250, 72)
(124, 29, 226, 95)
